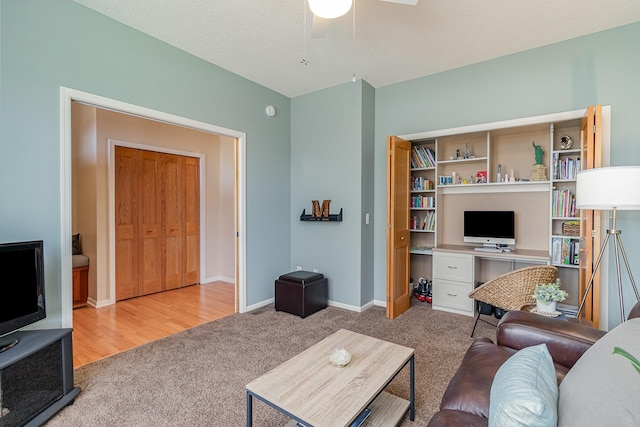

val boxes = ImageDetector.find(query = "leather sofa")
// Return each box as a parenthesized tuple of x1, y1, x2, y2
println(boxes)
(428, 302, 640, 426)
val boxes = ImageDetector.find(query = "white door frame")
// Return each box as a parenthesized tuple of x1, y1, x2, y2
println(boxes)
(59, 86, 248, 328)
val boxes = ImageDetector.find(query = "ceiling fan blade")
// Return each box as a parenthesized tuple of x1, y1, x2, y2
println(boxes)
(311, 14, 330, 39)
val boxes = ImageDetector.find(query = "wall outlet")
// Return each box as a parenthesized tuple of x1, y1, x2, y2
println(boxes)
(312, 268, 319, 273)
(296, 266, 302, 271)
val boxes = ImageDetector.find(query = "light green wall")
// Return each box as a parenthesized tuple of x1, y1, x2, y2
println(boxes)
(291, 81, 374, 307)
(374, 22, 640, 327)
(0, 0, 291, 328)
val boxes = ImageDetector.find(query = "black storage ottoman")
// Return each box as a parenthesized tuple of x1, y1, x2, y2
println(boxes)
(275, 271, 328, 318)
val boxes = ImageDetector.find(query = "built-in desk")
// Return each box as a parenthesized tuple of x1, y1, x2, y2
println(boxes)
(432, 245, 550, 316)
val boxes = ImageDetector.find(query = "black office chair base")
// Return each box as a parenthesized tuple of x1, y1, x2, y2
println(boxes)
(470, 313, 498, 337)
(470, 302, 501, 337)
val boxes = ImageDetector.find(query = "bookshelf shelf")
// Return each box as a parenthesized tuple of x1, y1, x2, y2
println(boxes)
(410, 229, 435, 233)
(410, 248, 433, 255)
(438, 156, 488, 165)
(441, 181, 549, 195)
(552, 263, 579, 269)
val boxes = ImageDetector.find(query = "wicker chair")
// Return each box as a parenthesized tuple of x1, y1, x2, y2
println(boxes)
(468, 265, 558, 337)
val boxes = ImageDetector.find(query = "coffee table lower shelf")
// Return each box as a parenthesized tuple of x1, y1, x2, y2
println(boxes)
(284, 391, 409, 427)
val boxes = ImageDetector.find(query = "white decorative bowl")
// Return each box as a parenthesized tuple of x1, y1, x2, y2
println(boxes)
(329, 348, 351, 367)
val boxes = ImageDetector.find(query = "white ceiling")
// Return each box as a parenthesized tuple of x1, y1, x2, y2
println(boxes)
(73, 0, 640, 98)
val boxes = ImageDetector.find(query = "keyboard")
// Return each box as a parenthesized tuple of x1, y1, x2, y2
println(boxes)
(473, 247, 511, 253)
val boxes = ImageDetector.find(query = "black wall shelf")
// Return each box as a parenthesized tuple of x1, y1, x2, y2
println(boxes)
(300, 208, 343, 222)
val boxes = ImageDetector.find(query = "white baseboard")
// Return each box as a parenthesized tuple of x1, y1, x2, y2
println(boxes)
(88, 297, 112, 308)
(245, 298, 274, 312)
(203, 275, 235, 284)
(245, 298, 383, 314)
(373, 299, 387, 308)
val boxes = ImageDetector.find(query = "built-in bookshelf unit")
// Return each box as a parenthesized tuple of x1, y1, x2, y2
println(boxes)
(409, 139, 437, 284)
(389, 106, 609, 323)
(550, 120, 584, 291)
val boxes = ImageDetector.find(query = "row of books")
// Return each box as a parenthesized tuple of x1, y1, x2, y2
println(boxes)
(410, 212, 436, 230)
(552, 154, 581, 180)
(552, 189, 577, 218)
(552, 237, 580, 266)
(411, 176, 433, 191)
(410, 146, 436, 169)
(411, 195, 435, 208)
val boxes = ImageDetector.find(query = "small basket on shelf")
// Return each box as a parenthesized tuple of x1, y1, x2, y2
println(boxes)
(562, 222, 580, 237)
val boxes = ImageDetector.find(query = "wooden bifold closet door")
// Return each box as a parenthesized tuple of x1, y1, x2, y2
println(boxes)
(115, 146, 200, 301)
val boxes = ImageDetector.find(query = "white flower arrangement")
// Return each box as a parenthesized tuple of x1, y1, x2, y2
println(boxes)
(532, 279, 568, 305)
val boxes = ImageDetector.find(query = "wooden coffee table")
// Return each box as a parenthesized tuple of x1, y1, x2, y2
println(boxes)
(246, 329, 415, 426)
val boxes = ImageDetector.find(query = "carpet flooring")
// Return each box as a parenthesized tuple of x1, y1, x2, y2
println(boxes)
(46, 300, 496, 426)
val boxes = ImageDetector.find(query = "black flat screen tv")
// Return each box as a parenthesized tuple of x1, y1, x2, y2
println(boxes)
(0, 240, 46, 350)
(463, 211, 515, 246)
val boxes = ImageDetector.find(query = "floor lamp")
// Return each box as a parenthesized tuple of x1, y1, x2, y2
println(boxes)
(576, 166, 640, 323)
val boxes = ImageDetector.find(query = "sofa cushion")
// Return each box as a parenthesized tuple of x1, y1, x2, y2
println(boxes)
(427, 409, 488, 427)
(489, 344, 558, 427)
(72, 254, 90, 268)
(558, 318, 640, 426)
(72, 233, 81, 255)
(439, 337, 516, 419)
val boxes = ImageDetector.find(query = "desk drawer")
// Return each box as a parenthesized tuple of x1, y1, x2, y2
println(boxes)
(433, 253, 473, 282)
(433, 279, 473, 312)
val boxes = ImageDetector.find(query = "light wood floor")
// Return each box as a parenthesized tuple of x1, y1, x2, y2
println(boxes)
(72, 281, 235, 368)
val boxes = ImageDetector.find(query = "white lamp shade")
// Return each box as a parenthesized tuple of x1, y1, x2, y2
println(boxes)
(576, 166, 640, 210)
(308, 0, 353, 19)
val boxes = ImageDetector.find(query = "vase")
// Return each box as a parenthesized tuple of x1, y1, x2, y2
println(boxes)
(536, 301, 557, 313)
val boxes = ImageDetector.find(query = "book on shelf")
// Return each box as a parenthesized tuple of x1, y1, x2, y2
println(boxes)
(552, 154, 581, 180)
(552, 189, 576, 217)
(410, 215, 418, 230)
(410, 195, 435, 208)
(411, 176, 433, 191)
(552, 236, 579, 266)
(410, 146, 435, 169)
(423, 211, 436, 230)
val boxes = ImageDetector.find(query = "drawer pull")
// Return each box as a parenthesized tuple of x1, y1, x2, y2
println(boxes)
(447, 293, 457, 297)
(447, 266, 458, 269)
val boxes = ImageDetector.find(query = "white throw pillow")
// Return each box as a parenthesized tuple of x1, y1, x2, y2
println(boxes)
(558, 318, 640, 426)
(489, 343, 558, 427)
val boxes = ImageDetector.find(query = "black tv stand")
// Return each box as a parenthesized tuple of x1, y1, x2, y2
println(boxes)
(0, 329, 80, 426)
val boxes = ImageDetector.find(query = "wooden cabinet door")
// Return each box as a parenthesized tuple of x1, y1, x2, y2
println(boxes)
(386, 136, 411, 319)
(579, 105, 603, 327)
(140, 150, 163, 295)
(115, 147, 139, 300)
(161, 154, 184, 290)
(115, 148, 200, 299)
(182, 156, 200, 286)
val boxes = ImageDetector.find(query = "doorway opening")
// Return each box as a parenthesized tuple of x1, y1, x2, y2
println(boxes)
(60, 87, 247, 331)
